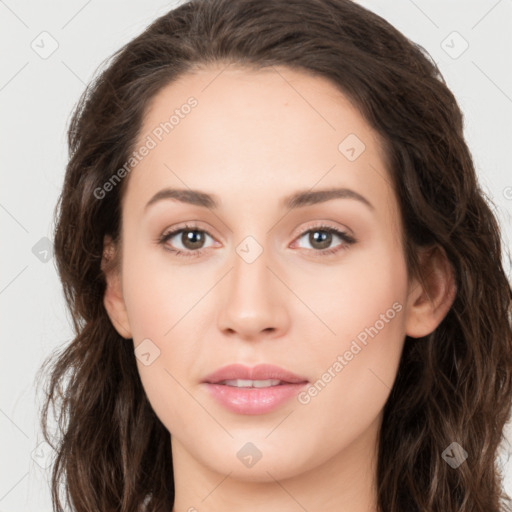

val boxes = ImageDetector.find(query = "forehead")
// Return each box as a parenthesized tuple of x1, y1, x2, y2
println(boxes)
(124, 64, 394, 218)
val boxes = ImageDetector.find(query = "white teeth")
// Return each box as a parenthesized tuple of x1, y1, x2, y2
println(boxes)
(221, 379, 282, 388)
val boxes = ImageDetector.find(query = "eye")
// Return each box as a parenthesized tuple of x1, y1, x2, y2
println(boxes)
(292, 224, 356, 257)
(157, 222, 356, 258)
(158, 223, 217, 258)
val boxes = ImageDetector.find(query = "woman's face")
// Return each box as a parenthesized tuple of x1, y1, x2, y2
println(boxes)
(104, 64, 431, 482)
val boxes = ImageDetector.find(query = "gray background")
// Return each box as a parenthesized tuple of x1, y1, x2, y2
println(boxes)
(1, 0, 511, 510)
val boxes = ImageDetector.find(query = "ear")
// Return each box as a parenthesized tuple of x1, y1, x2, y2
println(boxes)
(405, 245, 456, 338)
(101, 235, 132, 339)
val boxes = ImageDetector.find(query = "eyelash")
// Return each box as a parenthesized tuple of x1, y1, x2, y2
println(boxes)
(157, 222, 357, 259)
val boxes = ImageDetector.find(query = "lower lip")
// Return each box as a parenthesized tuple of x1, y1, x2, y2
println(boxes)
(203, 382, 308, 415)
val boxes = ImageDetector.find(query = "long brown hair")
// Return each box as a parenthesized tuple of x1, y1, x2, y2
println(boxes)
(38, 0, 512, 510)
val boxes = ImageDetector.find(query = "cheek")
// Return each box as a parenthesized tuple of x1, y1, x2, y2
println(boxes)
(121, 241, 201, 341)
(295, 237, 408, 348)
(295, 243, 408, 429)
(121, 251, 207, 434)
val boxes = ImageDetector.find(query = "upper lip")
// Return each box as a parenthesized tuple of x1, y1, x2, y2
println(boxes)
(202, 364, 308, 384)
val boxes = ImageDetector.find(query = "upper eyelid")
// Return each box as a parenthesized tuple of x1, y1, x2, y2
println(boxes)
(162, 221, 348, 236)
(294, 223, 350, 238)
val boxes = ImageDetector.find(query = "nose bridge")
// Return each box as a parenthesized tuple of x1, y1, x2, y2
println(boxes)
(233, 235, 269, 294)
(216, 231, 288, 337)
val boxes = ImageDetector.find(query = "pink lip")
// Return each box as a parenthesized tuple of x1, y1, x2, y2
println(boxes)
(202, 363, 308, 384)
(201, 364, 309, 415)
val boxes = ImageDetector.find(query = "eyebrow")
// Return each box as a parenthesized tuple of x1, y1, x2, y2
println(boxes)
(144, 187, 374, 212)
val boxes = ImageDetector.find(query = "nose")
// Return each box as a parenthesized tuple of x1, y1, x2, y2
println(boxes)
(216, 240, 290, 341)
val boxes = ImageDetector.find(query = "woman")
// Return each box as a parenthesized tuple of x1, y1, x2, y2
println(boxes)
(39, 0, 512, 510)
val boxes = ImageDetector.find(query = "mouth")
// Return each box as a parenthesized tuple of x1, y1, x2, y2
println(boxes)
(202, 363, 308, 385)
(216, 378, 289, 388)
(201, 364, 309, 415)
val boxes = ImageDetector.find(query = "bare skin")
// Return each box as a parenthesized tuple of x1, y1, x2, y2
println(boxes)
(102, 64, 455, 512)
